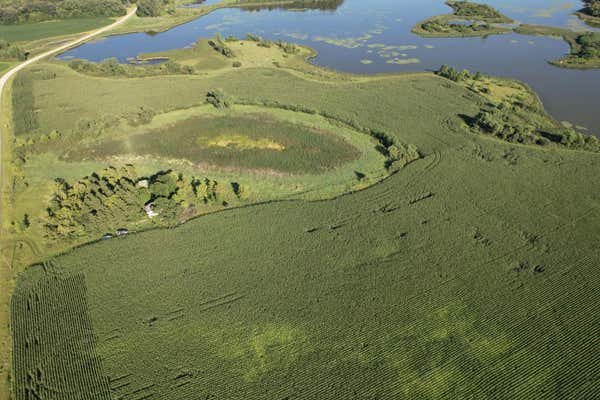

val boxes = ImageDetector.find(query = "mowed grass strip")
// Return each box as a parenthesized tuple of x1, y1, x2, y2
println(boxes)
(68, 112, 361, 174)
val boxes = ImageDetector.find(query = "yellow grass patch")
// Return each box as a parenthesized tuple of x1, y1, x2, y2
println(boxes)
(197, 134, 286, 151)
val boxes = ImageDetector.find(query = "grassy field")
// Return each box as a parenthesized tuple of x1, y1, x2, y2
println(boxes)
(3, 10, 600, 399)
(0, 17, 112, 43)
(9, 89, 600, 398)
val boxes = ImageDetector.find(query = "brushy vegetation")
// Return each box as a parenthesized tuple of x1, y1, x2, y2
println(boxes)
(0, 39, 25, 60)
(437, 65, 600, 152)
(68, 57, 195, 77)
(0, 0, 126, 25)
(246, 33, 300, 54)
(416, 18, 509, 37)
(206, 89, 231, 108)
(412, 0, 513, 37)
(208, 33, 235, 58)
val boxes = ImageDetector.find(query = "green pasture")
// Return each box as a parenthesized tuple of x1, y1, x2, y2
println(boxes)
(0, 17, 112, 43)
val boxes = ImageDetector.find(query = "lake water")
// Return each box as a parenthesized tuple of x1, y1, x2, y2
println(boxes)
(59, 0, 600, 132)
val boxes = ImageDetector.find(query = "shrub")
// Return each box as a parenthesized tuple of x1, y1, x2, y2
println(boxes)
(206, 89, 231, 109)
(208, 34, 235, 58)
(437, 64, 472, 82)
(98, 58, 126, 76)
(0, 41, 26, 60)
(125, 107, 156, 126)
(276, 40, 300, 54)
(246, 33, 261, 42)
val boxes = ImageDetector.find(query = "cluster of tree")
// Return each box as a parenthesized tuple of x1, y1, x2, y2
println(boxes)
(472, 108, 546, 145)
(0, 40, 26, 60)
(437, 64, 483, 82)
(191, 176, 218, 204)
(136, 0, 172, 17)
(446, 0, 507, 21)
(582, 0, 600, 17)
(44, 165, 238, 240)
(575, 32, 600, 59)
(371, 131, 421, 172)
(420, 19, 496, 35)
(245, 33, 299, 54)
(208, 34, 235, 58)
(68, 58, 194, 77)
(45, 165, 146, 239)
(0, 0, 127, 25)
(206, 89, 231, 109)
(471, 104, 600, 152)
(544, 127, 600, 151)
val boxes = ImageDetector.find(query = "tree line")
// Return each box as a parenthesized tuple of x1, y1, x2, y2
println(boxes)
(0, 0, 127, 25)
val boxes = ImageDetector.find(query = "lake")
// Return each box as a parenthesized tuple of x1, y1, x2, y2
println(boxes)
(59, 0, 600, 132)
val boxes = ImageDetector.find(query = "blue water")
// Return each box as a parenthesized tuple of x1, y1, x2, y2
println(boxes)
(59, 0, 600, 131)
